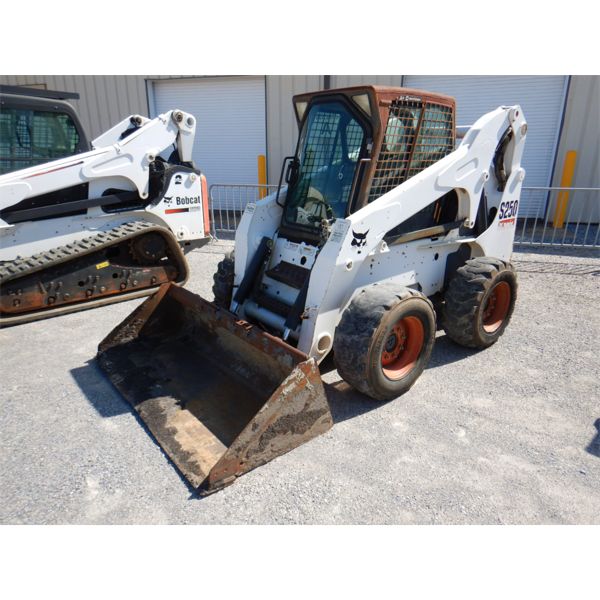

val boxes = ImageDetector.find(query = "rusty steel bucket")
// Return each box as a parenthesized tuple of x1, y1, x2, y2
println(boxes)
(96, 283, 333, 494)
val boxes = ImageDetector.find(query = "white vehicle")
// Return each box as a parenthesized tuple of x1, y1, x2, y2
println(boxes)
(99, 86, 527, 494)
(0, 109, 210, 325)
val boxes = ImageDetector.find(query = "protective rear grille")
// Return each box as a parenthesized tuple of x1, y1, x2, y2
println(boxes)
(368, 99, 454, 203)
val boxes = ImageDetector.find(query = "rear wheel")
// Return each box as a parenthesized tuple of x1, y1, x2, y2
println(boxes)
(442, 257, 517, 348)
(212, 250, 235, 308)
(333, 284, 436, 401)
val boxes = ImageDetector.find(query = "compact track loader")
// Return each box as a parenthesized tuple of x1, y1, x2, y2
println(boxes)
(0, 109, 210, 325)
(98, 86, 527, 493)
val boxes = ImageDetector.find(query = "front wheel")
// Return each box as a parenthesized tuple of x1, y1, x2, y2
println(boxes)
(333, 285, 436, 401)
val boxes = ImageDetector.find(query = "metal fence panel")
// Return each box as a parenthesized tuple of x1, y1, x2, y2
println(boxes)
(209, 184, 277, 238)
(515, 187, 599, 248)
(209, 184, 600, 249)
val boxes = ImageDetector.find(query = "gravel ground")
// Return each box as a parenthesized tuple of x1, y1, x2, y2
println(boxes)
(1, 241, 599, 524)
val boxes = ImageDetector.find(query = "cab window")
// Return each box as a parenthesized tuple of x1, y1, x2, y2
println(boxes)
(283, 100, 367, 232)
(0, 109, 80, 174)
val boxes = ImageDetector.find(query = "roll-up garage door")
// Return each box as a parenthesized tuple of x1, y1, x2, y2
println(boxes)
(403, 76, 568, 217)
(151, 76, 266, 187)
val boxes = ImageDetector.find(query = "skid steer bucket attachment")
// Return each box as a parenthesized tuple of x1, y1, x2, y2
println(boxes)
(97, 283, 333, 494)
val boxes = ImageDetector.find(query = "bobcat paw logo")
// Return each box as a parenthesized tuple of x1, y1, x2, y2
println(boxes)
(351, 229, 369, 253)
(163, 196, 173, 205)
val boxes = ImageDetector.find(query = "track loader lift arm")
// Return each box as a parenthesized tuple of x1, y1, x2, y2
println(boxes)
(0, 109, 197, 217)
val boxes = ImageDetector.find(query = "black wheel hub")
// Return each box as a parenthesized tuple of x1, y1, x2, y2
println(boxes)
(385, 333, 398, 352)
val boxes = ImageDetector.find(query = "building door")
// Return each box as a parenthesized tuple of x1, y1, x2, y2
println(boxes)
(150, 76, 266, 187)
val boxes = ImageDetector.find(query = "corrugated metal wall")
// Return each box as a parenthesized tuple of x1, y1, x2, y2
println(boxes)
(0, 75, 148, 139)
(550, 76, 600, 221)
(2, 74, 597, 220)
(265, 75, 323, 182)
(330, 75, 403, 88)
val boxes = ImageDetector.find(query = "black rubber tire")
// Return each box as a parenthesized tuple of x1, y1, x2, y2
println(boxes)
(333, 284, 436, 401)
(442, 257, 517, 349)
(212, 250, 235, 308)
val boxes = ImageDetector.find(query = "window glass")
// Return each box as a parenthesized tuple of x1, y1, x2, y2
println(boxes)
(345, 120, 364, 162)
(0, 109, 80, 175)
(283, 101, 366, 231)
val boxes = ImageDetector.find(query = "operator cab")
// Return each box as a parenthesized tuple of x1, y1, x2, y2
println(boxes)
(0, 85, 88, 176)
(277, 86, 457, 246)
(237, 86, 458, 342)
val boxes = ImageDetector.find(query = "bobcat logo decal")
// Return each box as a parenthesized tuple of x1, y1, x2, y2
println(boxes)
(351, 229, 369, 253)
(163, 196, 173, 205)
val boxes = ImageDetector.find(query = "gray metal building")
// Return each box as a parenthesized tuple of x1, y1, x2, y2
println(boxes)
(1, 74, 597, 220)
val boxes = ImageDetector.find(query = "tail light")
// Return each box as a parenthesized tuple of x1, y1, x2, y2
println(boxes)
(201, 174, 210, 236)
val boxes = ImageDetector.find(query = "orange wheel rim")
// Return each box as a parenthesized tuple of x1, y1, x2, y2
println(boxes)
(482, 281, 511, 333)
(381, 316, 425, 380)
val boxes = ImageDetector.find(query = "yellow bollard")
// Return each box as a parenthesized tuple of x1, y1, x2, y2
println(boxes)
(257, 154, 267, 199)
(553, 150, 577, 228)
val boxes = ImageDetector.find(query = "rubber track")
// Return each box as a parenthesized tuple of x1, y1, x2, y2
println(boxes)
(0, 221, 158, 286)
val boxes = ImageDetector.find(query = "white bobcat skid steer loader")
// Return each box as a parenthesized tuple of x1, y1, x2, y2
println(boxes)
(97, 86, 527, 493)
(0, 109, 210, 326)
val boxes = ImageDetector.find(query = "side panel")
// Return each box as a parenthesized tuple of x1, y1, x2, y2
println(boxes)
(145, 171, 206, 242)
(232, 189, 285, 304)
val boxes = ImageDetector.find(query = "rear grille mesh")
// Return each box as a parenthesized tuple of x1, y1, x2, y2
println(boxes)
(368, 99, 454, 203)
